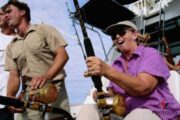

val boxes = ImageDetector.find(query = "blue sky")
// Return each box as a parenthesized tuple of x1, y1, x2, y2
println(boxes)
(0, 0, 112, 105)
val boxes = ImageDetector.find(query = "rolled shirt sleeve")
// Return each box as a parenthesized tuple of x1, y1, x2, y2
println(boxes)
(39, 24, 67, 53)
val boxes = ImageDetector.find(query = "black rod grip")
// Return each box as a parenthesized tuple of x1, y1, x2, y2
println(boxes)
(0, 95, 24, 108)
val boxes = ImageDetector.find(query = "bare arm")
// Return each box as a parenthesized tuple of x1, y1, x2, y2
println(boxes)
(162, 37, 175, 65)
(104, 67, 158, 96)
(44, 46, 69, 80)
(86, 57, 158, 96)
(162, 36, 169, 49)
(7, 70, 20, 97)
(31, 47, 69, 89)
(7, 70, 24, 113)
(165, 58, 180, 71)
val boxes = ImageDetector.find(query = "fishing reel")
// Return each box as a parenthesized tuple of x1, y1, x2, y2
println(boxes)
(27, 83, 58, 104)
(84, 72, 126, 118)
(96, 93, 126, 119)
(15, 83, 73, 119)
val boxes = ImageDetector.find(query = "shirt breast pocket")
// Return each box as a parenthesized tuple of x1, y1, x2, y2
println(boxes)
(26, 32, 46, 51)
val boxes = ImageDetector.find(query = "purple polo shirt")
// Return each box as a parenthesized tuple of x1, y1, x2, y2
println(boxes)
(108, 45, 180, 120)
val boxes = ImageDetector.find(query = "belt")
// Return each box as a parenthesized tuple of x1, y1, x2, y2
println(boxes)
(51, 79, 64, 84)
(21, 75, 32, 81)
(22, 75, 64, 84)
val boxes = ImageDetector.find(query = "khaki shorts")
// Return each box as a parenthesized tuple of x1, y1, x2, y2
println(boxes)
(77, 106, 160, 120)
(124, 108, 161, 120)
(15, 80, 70, 120)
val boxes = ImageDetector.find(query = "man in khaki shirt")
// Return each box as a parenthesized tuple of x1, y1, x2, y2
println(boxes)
(4, 1, 70, 120)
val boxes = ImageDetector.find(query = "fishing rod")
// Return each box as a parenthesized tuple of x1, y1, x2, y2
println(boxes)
(0, 95, 73, 120)
(72, 0, 118, 119)
(72, 0, 103, 94)
(66, 2, 108, 61)
(72, 19, 109, 61)
(72, 1, 127, 119)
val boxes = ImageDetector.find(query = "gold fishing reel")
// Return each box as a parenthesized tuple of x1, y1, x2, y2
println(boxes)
(29, 83, 58, 104)
(111, 95, 126, 116)
(97, 94, 126, 117)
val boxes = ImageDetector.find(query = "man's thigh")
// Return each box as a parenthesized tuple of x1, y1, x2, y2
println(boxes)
(45, 81, 70, 120)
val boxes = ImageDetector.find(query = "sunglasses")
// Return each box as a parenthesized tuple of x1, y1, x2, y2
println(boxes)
(111, 29, 127, 40)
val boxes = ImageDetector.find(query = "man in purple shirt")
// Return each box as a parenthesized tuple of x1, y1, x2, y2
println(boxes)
(86, 21, 180, 120)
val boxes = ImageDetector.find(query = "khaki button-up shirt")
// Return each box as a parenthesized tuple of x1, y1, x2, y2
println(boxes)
(5, 24, 67, 80)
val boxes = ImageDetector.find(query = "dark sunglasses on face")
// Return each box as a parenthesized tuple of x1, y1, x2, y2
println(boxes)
(111, 29, 127, 40)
